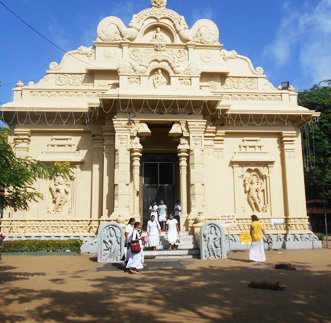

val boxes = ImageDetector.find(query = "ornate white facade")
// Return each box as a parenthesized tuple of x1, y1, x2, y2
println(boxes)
(0, 0, 320, 246)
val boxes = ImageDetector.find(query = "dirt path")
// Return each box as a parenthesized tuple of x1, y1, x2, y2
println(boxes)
(0, 248, 330, 323)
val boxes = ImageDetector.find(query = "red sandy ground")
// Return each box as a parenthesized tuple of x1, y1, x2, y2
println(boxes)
(0, 248, 330, 323)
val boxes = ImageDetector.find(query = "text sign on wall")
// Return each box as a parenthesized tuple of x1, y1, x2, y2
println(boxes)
(240, 232, 252, 245)
(271, 219, 284, 225)
(220, 214, 237, 228)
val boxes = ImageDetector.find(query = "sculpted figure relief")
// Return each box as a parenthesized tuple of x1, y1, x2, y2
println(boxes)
(200, 222, 226, 260)
(98, 222, 125, 263)
(103, 226, 122, 262)
(50, 175, 71, 214)
(243, 172, 267, 213)
(151, 69, 168, 88)
(151, 27, 166, 43)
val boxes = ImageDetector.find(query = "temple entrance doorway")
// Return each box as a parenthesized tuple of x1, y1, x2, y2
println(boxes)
(141, 153, 179, 230)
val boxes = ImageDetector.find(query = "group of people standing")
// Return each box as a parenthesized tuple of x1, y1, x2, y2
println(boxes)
(124, 200, 181, 274)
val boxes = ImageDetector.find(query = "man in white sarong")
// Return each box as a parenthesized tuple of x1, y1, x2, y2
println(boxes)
(249, 214, 270, 262)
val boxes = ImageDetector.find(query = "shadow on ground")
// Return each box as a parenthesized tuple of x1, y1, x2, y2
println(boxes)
(0, 255, 330, 323)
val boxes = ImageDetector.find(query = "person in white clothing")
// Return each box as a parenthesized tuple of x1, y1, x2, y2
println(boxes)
(126, 222, 144, 274)
(174, 200, 181, 226)
(149, 201, 159, 222)
(124, 218, 135, 264)
(166, 213, 180, 251)
(158, 200, 167, 231)
(146, 215, 161, 251)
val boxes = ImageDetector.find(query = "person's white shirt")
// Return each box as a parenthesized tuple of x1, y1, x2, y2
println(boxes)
(158, 204, 167, 222)
(174, 204, 181, 216)
(149, 205, 159, 221)
(125, 224, 134, 243)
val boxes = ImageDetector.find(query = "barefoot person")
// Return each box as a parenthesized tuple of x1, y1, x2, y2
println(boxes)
(249, 214, 270, 262)
(149, 201, 159, 222)
(166, 213, 180, 251)
(126, 222, 144, 274)
(125, 218, 135, 264)
(146, 215, 161, 251)
(158, 200, 167, 231)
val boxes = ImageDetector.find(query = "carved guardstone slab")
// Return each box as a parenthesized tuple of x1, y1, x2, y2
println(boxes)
(97, 222, 125, 263)
(200, 221, 227, 260)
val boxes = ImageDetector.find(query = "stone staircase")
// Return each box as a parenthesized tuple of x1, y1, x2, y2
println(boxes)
(142, 231, 200, 259)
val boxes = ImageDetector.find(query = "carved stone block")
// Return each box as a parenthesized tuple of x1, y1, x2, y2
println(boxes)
(200, 222, 227, 260)
(97, 222, 125, 263)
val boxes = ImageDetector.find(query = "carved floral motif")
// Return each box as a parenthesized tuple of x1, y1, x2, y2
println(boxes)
(55, 74, 94, 87)
(222, 77, 258, 90)
(77, 46, 95, 58)
(151, 0, 167, 9)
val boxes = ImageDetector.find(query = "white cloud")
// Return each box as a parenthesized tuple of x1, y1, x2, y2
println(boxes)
(263, 0, 331, 84)
(191, 7, 213, 24)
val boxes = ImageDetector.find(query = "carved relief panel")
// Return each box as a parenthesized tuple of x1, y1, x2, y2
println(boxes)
(231, 138, 275, 217)
(47, 172, 76, 215)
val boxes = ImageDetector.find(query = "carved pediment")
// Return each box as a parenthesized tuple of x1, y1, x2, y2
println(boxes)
(39, 137, 84, 162)
(231, 138, 275, 163)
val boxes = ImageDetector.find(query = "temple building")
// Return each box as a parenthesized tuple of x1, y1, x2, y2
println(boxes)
(0, 0, 321, 250)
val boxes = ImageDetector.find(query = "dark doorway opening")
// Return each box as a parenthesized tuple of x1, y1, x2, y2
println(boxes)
(141, 153, 179, 229)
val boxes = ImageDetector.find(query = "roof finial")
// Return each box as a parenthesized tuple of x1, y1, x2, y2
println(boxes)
(151, 0, 167, 9)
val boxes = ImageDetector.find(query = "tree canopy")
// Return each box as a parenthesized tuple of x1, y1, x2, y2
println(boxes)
(299, 85, 331, 205)
(0, 127, 70, 211)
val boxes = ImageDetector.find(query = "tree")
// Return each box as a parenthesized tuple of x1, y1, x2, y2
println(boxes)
(0, 127, 70, 211)
(299, 85, 331, 205)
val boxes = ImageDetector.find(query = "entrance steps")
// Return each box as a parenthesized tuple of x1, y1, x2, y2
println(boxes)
(142, 231, 200, 259)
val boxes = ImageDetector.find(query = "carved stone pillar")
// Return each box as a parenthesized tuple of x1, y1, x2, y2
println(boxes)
(131, 143, 142, 219)
(14, 129, 31, 158)
(187, 121, 207, 218)
(102, 123, 115, 218)
(91, 131, 104, 219)
(281, 131, 306, 222)
(112, 116, 131, 220)
(177, 139, 189, 231)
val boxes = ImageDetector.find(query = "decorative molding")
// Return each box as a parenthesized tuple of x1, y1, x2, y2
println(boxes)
(215, 93, 282, 102)
(31, 91, 104, 98)
(232, 138, 275, 163)
(281, 132, 296, 159)
(55, 74, 94, 87)
(39, 137, 84, 162)
(222, 77, 258, 90)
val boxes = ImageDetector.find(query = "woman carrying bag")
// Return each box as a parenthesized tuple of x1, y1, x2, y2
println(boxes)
(126, 222, 144, 274)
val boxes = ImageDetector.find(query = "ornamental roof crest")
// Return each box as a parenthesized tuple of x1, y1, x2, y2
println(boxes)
(97, 0, 219, 45)
(151, 0, 167, 9)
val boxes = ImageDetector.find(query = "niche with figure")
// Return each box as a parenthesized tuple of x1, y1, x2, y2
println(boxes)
(149, 68, 170, 88)
(142, 25, 175, 43)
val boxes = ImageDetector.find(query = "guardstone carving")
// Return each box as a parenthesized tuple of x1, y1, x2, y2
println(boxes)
(200, 222, 227, 260)
(97, 222, 125, 263)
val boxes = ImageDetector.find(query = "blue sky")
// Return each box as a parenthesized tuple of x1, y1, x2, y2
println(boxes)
(0, 0, 331, 106)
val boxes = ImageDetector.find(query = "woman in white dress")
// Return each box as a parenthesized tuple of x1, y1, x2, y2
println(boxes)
(166, 213, 180, 251)
(126, 222, 144, 274)
(124, 218, 135, 264)
(146, 215, 161, 251)
(149, 201, 159, 222)
(158, 200, 167, 231)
